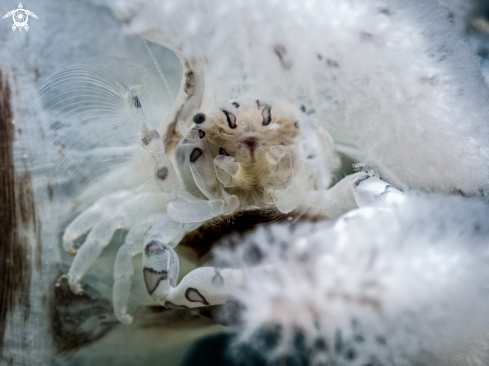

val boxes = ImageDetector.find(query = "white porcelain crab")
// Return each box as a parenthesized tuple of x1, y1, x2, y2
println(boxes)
(45, 36, 404, 325)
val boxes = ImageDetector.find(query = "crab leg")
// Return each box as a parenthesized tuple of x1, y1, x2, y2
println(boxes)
(63, 191, 133, 254)
(66, 191, 166, 294)
(304, 173, 404, 217)
(112, 213, 169, 324)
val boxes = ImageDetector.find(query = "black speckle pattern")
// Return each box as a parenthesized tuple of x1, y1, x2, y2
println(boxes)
(193, 113, 206, 124)
(219, 147, 230, 156)
(156, 166, 169, 180)
(190, 147, 203, 163)
(185, 288, 210, 305)
(222, 110, 237, 129)
(198, 129, 205, 139)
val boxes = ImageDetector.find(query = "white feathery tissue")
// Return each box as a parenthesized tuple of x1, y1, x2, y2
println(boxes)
(110, 0, 489, 195)
(212, 195, 489, 365)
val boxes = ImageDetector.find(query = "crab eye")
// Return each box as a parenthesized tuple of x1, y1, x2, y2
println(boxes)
(198, 129, 205, 139)
(222, 110, 237, 129)
(193, 113, 206, 124)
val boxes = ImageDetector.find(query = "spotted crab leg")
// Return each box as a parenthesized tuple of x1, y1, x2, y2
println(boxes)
(112, 213, 169, 324)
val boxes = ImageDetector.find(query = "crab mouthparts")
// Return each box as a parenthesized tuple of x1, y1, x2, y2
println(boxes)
(242, 137, 259, 152)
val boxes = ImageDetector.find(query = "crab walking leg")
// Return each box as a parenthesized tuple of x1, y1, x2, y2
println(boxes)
(112, 213, 169, 324)
(304, 173, 404, 213)
(63, 191, 132, 254)
(67, 192, 165, 294)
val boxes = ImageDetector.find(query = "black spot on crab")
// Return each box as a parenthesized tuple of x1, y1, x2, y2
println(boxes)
(198, 129, 205, 139)
(133, 96, 141, 108)
(222, 110, 237, 129)
(231, 102, 240, 108)
(261, 104, 272, 126)
(190, 147, 203, 163)
(143, 268, 169, 295)
(256, 100, 272, 126)
(156, 166, 169, 180)
(219, 147, 230, 156)
(185, 288, 210, 305)
(193, 113, 206, 124)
